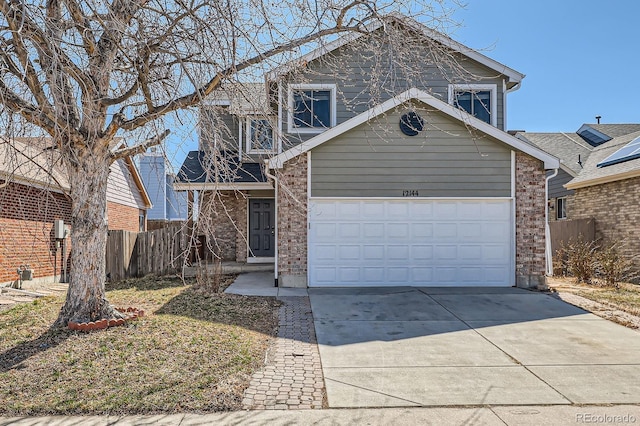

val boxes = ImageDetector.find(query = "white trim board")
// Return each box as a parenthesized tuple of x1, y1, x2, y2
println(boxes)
(266, 88, 560, 170)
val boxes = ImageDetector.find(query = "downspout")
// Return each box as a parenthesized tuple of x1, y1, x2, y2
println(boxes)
(545, 169, 559, 276)
(264, 165, 278, 287)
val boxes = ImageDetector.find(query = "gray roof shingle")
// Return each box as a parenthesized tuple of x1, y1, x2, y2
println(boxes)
(516, 132, 593, 176)
(587, 124, 640, 139)
(566, 130, 640, 187)
(177, 150, 267, 184)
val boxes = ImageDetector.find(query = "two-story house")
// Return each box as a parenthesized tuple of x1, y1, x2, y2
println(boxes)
(176, 14, 559, 289)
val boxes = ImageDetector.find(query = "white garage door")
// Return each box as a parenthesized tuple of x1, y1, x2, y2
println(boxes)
(308, 199, 513, 287)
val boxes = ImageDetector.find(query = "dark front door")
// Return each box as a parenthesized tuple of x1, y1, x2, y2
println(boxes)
(249, 199, 275, 257)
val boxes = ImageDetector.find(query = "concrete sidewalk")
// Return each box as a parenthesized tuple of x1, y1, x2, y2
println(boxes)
(3, 406, 640, 425)
(224, 272, 307, 297)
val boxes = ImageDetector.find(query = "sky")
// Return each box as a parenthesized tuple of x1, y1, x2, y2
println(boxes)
(165, 0, 640, 170)
(448, 0, 639, 132)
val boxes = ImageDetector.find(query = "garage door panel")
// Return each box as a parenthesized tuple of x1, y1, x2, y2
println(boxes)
(363, 223, 383, 238)
(434, 223, 458, 238)
(412, 223, 434, 238)
(411, 202, 434, 217)
(338, 202, 361, 218)
(361, 201, 384, 217)
(338, 245, 360, 260)
(388, 223, 410, 238)
(308, 199, 513, 287)
(434, 202, 457, 217)
(411, 245, 434, 260)
(435, 245, 457, 260)
(412, 267, 433, 282)
(363, 267, 385, 282)
(459, 245, 482, 261)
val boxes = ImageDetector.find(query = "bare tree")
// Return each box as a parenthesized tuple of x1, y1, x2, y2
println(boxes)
(0, 0, 460, 325)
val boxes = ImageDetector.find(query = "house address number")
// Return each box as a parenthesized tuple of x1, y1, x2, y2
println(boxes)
(402, 190, 419, 197)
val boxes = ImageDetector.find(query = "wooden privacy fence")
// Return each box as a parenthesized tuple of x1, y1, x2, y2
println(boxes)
(549, 218, 596, 257)
(106, 225, 188, 282)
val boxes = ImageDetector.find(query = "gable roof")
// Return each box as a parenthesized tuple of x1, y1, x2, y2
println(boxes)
(266, 13, 525, 87)
(0, 137, 69, 191)
(0, 137, 152, 208)
(565, 130, 640, 189)
(266, 88, 559, 170)
(515, 132, 593, 176)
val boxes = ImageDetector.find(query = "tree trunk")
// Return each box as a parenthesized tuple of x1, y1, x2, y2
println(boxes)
(55, 149, 122, 326)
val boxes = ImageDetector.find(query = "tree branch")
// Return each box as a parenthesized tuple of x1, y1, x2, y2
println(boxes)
(63, 0, 98, 55)
(120, 23, 364, 131)
(110, 129, 170, 161)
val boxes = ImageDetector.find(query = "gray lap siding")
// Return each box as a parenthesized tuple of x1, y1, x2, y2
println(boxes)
(310, 106, 512, 198)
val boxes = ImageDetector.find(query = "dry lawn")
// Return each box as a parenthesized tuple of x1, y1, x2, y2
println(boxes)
(0, 275, 280, 415)
(548, 276, 640, 318)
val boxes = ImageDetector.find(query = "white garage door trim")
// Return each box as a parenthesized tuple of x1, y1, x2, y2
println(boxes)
(307, 197, 515, 287)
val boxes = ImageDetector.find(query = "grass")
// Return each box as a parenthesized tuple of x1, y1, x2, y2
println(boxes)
(548, 276, 640, 318)
(0, 275, 281, 415)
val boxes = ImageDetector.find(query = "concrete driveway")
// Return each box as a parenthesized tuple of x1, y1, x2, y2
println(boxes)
(309, 286, 640, 408)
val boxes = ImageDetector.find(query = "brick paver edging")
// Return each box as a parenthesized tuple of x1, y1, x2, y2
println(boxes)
(242, 296, 325, 410)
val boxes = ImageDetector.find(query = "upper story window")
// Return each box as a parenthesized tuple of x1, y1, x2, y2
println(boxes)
(448, 84, 497, 127)
(246, 117, 275, 153)
(288, 84, 337, 133)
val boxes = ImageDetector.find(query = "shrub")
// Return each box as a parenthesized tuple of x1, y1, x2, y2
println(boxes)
(561, 237, 598, 284)
(595, 241, 635, 289)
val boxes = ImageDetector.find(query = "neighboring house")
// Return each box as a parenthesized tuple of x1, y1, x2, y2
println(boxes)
(139, 150, 188, 230)
(519, 124, 640, 271)
(176, 14, 560, 289)
(0, 137, 151, 285)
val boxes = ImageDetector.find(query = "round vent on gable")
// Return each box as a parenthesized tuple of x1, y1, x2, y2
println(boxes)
(399, 111, 425, 136)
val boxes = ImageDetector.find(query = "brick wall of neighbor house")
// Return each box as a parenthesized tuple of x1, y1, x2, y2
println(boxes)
(571, 176, 640, 274)
(199, 190, 246, 261)
(277, 155, 308, 287)
(0, 181, 72, 284)
(107, 201, 142, 232)
(515, 152, 547, 288)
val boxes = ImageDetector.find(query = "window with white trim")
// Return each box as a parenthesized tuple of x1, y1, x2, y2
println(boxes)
(245, 117, 275, 153)
(288, 84, 336, 133)
(556, 197, 567, 220)
(448, 84, 497, 126)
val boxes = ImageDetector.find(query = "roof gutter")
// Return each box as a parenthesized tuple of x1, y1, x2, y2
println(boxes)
(506, 80, 522, 94)
(565, 169, 640, 190)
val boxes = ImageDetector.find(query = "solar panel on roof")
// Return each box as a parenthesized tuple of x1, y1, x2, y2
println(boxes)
(597, 136, 640, 168)
(578, 127, 611, 146)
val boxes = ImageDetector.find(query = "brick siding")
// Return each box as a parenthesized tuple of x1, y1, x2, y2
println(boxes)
(515, 152, 547, 288)
(199, 190, 247, 261)
(107, 201, 142, 232)
(276, 155, 308, 287)
(0, 181, 72, 283)
(570, 176, 640, 273)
